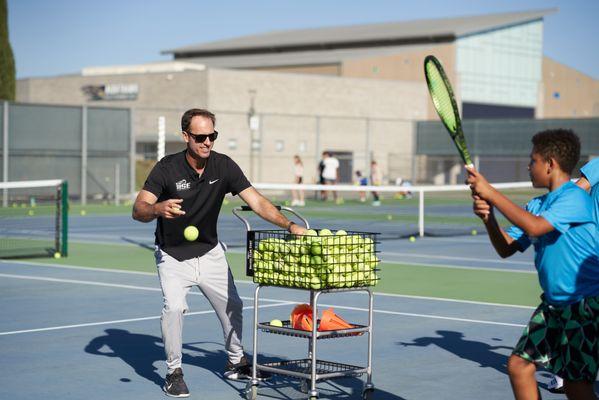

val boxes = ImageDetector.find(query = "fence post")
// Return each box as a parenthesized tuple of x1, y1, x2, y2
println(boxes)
(418, 189, 424, 237)
(2, 101, 8, 207)
(81, 106, 88, 205)
(114, 163, 120, 206)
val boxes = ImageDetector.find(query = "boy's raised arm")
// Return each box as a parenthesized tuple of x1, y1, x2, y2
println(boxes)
(466, 167, 554, 237)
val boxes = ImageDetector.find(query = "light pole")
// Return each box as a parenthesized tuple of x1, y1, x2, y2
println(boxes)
(247, 90, 260, 181)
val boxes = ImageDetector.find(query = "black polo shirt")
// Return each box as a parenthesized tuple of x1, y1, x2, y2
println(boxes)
(143, 150, 251, 261)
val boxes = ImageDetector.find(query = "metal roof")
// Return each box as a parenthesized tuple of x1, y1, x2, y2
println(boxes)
(163, 8, 555, 58)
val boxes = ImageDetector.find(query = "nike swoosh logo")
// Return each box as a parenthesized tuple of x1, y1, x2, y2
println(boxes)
(209, 179, 219, 184)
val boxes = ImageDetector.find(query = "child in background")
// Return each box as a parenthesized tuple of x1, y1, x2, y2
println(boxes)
(468, 129, 599, 399)
(355, 170, 368, 202)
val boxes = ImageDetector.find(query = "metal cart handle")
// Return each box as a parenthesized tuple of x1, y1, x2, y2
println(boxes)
(232, 205, 310, 231)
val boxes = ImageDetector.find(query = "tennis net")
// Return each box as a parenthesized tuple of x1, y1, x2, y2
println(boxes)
(246, 181, 542, 239)
(0, 180, 68, 258)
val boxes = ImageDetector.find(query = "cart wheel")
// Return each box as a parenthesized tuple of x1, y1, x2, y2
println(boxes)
(299, 379, 310, 393)
(244, 382, 258, 400)
(362, 388, 374, 400)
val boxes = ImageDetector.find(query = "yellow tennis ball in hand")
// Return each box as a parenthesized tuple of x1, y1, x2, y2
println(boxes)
(184, 226, 199, 241)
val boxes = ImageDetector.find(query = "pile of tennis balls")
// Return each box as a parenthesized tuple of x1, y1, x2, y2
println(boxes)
(252, 228, 379, 289)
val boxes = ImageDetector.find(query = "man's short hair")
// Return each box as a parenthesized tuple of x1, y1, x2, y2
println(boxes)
(531, 129, 580, 174)
(181, 109, 216, 132)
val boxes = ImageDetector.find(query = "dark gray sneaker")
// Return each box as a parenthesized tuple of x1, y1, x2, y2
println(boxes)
(163, 368, 190, 398)
(224, 355, 271, 381)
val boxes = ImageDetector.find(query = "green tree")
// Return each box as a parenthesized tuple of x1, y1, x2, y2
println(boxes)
(0, 0, 16, 101)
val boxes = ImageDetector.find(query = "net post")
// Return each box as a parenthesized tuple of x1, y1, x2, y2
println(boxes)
(418, 189, 424, 237)
(2, 101, 8, 208)
(61, 180, 69, 256)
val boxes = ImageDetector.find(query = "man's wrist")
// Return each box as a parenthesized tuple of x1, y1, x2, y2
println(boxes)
(286, 221, 296, 232)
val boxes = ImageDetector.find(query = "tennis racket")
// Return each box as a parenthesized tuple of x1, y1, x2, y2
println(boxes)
(424, 55, 473, 167)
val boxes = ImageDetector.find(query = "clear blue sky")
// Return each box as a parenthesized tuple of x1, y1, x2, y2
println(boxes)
(7, 0, 599, 80)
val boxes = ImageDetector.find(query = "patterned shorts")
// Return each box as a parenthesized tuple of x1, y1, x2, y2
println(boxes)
(512, 295, 599, 382)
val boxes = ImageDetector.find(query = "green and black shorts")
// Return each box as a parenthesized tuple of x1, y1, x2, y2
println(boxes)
(513, 295, 599, 382)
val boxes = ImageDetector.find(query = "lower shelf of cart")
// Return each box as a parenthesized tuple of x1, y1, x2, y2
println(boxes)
(258, 320, 368, 338)
(257, 359, 367, 381)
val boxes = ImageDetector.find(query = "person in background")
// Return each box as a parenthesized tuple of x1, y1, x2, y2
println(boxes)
(291, 155, 305, 206)
(317, 152, 326, 201)
(355, 170, 368, 202)
(321, 151, 340, 203)
(370, 160, 382, 206)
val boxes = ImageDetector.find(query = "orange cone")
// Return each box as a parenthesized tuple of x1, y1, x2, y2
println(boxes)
(291, 304, 314, 331)
(318, 308, 354, 331)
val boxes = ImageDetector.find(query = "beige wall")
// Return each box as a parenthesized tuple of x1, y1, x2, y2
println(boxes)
(16, 70, 209, 142)
(16, 67, 426, 184)
(341, 43, 457, 119)
(250, 64, 341, 76)
(541, 57, 599, 118)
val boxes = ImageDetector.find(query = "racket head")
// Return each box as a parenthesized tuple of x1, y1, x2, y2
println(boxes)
(424, 55, 472, 166)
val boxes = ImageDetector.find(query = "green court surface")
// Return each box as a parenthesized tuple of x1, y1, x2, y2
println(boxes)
(25, 241, 542, 307)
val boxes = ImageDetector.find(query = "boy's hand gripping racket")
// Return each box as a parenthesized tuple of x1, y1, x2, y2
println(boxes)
(424, 55, 473, 167)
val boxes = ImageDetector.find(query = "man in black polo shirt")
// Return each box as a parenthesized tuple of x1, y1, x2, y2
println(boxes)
(133, 108, 305, 398)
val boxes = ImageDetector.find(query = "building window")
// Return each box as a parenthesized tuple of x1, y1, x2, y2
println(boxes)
(228, 138, 237, 150)
(299, 141, 307, 153)
(275, 140, 284, 152)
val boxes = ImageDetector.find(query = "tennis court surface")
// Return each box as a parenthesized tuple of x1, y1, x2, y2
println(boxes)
(0, 200, 592, 399)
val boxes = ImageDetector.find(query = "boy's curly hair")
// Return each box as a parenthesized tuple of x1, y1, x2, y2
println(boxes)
(531, 129, 580, 174)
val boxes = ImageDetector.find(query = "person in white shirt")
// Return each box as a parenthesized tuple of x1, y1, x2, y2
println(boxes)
(370, 160, 382, 206)
(321, 151, 339, 202)
(291, 155, 305, 206)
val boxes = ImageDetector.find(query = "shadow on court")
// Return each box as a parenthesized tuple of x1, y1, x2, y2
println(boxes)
(398, 330, 512, 375)
(84, 329, 407, 399)
(84, 329, 229, 387)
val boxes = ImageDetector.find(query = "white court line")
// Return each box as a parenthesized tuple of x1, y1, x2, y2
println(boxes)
(0, 260, 535, 308)
(381, 257, 536, 274)
(0, 302, 295, 336)
(0, 273, 278, 303)
(0, 272, 526, 335)
(384, 251, 533, 267)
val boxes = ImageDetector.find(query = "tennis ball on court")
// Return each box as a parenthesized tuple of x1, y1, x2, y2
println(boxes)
(471, 229, 478, 236)
(387, 214, 393, 220)
(409, 236, 416, 242)
(53, 252, 61, 259)
(222, 198, 229, 205)
(80, 210, 86, 216)
(184, 225, 199, 241)
(270, 319, 283, 327)
(269, 318, 283, 327)
(28, 210, 35, 216)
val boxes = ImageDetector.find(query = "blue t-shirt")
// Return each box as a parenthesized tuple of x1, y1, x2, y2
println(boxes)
(581, 158, 599, 222)
(506, 181, 599, 305)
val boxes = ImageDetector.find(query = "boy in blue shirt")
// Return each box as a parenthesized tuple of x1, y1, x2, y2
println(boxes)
(467, 129, 599, 399)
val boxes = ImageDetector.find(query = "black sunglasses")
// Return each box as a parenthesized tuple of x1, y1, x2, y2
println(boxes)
(185, 130, 218, 143)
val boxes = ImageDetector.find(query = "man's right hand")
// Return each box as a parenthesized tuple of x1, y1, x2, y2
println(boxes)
(154, 198, 186, 219)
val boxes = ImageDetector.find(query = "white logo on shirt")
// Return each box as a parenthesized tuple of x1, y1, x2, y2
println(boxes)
(175, 179, 191, 191)
(209, 179, 219, 185)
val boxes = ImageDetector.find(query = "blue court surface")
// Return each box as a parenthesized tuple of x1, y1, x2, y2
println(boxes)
(0, 210, 586, 399)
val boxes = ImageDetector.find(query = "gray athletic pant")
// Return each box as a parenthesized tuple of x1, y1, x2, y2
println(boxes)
(155, 243, 244, 374)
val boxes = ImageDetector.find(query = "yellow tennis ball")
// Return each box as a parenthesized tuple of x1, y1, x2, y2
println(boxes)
(53, 252, 61, 259)
(80, 210, 87, 216)
(471, 229, 478, 236)
(269, 319, 283, 327)
(409, 236, 416, 242)
(387, 214, 393, 220)
(28, 210, 35, 216)
(184, 226, 199, 241)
